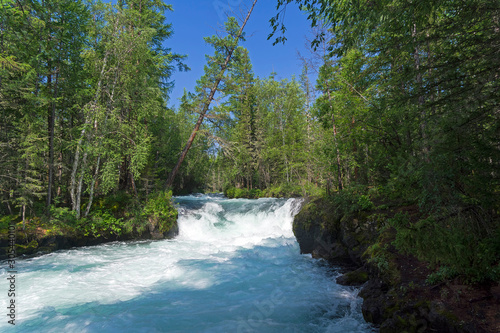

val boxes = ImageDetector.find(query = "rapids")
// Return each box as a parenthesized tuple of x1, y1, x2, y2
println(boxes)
(0, 194, 374, 332)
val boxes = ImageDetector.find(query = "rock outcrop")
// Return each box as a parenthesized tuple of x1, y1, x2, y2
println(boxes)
(293, 197, 488, 333)
(293, 197, 379, 265)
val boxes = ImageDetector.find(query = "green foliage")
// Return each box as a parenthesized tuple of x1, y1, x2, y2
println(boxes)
(212, 68, 317, 196)
(0, 0, 187, 220)
(426, 266, 459, 285)
(96, 192, 133, 213)
(77, 210, 123, 238)
(357, 195, 375, 211)
(269, 0, 500, 286)
(141, 191, 177, 233)
(0, 215, 17, 231)
(329, 186, 375, 215)
(365, 242, 390, 273)
(142, 191, 176, 219)
(48, 206, 78, 225)
(390, 212, 500, 283)
(224, 187, 262, 199)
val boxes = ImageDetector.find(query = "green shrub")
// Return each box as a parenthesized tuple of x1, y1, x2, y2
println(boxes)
(426, 266, 459, 285)
(390, 211, 500, 283)
(224, 187, 263, 199)
(224, 187, 236, 198)
(141, 191, 178, 233)
(358, 195, 375, 211)
(224, 183, 325, 199)
(233, 188, 245, 198)
(329, 185, 375, 215)
(78, 210, 123, 238)
(49, 206, 77, 225)
(0, 215, 18, 230)
(96, 191, 134, 213)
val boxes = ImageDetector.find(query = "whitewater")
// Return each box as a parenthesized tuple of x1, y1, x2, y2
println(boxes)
(0, 194, 374, 332)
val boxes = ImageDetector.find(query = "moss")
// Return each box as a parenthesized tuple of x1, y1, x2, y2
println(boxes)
(367, 212, 389, 228)
(344, 269, 369, 285)
(414, 300, 430, 309)
(396, 315, 408, 327)
(364, 242, 401, 285)
(15, 231, 28, 243)
(15, 240, 38, 255)
(293, 200, 320, 232)
(380, 293, 404, 318)
(354, 232, 369, 245)
(37, 245, 57, 253)
(437, 309, 459, 323)
(157, 209, 178, 234)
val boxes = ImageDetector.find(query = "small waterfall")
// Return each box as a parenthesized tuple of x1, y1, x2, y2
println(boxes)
(0, 195, 373, 332)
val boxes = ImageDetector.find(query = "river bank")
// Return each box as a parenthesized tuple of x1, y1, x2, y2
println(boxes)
(0, 219, 178, 261)
(0, 195, 373, 332)
(0, 191, 178, 260)
(293, 196, 500, 333)
(3, 193, 498, 332)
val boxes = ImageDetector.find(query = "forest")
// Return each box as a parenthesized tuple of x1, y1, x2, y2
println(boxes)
(1, 0, 499, 284)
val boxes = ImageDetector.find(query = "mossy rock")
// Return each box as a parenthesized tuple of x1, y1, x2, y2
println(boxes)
(364, 243, 401, 286)
(336, 267, 370, 286)
(146, 212, 178, 239)
(380, 313, 428, 333)
(293, 200, 319, 232)
(15, 240, 39, 255)
(37, 245, 57, 254)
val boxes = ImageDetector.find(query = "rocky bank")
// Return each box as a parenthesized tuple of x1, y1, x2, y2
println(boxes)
(293, 197, 500, 333)
(0, 215, 179, 260)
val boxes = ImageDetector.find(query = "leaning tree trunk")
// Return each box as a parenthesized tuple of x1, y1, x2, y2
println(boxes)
(166, 0, 258, 188)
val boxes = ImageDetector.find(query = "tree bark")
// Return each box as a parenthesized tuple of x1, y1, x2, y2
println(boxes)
(70, 54, 108, 213)
(46, 72, 55, 216)
(84, 72, 116, 217)
(75, 150, 88, 219)
(327, 89, 343, 191)
(412, 22, 429, 160)
(166, 0, 258, 188)
(84, 155, 100, 218)
(352, 116, 359, 182)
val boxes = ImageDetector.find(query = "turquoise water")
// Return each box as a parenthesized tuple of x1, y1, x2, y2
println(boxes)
(0, 195, 374, 332)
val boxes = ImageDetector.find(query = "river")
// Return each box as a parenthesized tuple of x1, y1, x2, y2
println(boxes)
(0, 194, 374, 332)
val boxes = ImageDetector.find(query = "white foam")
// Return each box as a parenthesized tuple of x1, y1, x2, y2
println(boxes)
(0, 195, 373, 332)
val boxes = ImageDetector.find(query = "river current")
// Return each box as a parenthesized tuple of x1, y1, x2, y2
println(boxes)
(1, 194, 374, 332)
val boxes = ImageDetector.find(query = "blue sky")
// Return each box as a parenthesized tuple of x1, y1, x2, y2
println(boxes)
(164, 0, 313, 107)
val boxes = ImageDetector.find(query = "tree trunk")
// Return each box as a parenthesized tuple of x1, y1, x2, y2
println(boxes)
(412, 22, 428, 160)
(84, 155, 100, 217)
(75, 150, 88, 219)
(352, 116, 359, 182)
(46, 72, 56, 216)
(70, 54, 108, 213)
(22, 205, 26, 230)
(166, 0, 258, 188)
(327, 90, 343, 191)
(84, 79, 114, 217)
(130, 169, 138, 198)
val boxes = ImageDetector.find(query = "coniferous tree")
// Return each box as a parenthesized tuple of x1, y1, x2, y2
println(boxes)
(166, 0, 258, 187)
